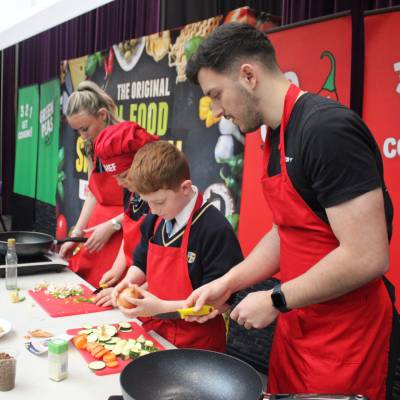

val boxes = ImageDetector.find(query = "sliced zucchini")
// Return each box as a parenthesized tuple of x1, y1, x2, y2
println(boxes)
(87, 332, 98, 343)
(104, 344, 117, 351)
(118, 321, 132, 329)
(88, 361, 106, 371)
(78, 329, 94, 335)
(104, 325, 118, 337)
(98, 334, 112, 343)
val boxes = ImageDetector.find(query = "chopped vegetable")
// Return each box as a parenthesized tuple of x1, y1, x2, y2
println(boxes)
(88, 361, 106, 371)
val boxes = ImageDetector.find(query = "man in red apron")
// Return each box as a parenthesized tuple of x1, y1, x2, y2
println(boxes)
(112, 141, 243, 352)
(93, 121, 159, 306)
(185, 23, 399, 399)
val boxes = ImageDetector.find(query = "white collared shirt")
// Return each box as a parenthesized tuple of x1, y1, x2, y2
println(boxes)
(169, 185, 204, 236)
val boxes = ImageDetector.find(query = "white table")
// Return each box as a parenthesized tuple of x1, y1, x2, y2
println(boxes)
(0, 268, 173, 399)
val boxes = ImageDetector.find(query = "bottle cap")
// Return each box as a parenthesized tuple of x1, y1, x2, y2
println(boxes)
(48, 339, 68, 354)
(7, 238, 16, 247)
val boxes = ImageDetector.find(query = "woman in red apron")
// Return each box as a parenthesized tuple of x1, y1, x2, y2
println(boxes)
(92, 122, 159, 306)
(59, 81, 126, 287)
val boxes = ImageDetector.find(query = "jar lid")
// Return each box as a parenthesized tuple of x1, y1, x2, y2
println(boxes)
(48, 339, 68, 354)
(7, 238, 16, 246)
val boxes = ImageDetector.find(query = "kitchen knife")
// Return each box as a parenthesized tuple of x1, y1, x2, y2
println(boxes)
(154, 305, 214, 319)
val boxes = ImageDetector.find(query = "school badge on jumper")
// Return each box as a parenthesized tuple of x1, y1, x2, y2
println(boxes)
(187, 251, 197, 263)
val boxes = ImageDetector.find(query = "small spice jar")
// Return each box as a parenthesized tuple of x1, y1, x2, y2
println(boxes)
(48, 338, 68, 381)
(0, 350, 17, 391)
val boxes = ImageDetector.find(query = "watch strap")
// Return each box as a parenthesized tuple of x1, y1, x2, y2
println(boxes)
(271, 283, 291, 313)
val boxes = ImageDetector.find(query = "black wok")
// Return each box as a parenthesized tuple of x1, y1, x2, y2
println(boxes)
(120, 348, 264, 400)
(0, 231, 87, 257)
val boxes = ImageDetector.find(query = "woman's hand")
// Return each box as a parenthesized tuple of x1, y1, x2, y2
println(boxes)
(95, 287, 114, 308)
(83, 220, 115, 252)
(59, 231, 82, 258)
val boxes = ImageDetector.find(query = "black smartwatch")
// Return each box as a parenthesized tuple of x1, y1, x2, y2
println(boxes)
(271, 284, 291, 313)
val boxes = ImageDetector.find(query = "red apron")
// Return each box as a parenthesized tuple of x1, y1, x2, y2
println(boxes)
(68, 165, 124, 287)
(142, 193, 226, 352)
(263, 84, 393, 399)
(122, 192, 145, 267)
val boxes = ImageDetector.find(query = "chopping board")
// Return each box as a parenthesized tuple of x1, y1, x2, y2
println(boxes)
(67, 321, 165, 376)
(28, 284, 112, 317)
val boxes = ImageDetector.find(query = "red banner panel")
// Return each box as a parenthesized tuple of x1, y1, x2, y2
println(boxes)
(239, 16, 352, 255)
(364, 10, 400, 309)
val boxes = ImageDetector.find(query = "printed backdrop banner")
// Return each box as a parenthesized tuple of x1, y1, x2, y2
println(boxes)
(238, 15, 352, 256)
(56, 8, 269, 239)
(14, 85, 39, 198)
(363, 10, 400, 309)
(36, 79, 60, 206)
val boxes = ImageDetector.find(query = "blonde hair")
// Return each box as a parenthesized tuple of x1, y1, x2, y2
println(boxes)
(66, 81, 121, 125)
(128, 141, 190, 194)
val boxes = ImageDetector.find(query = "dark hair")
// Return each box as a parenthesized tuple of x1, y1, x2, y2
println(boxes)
(186, 23, 278, 85)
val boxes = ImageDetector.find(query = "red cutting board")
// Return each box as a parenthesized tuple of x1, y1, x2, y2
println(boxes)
(66, 321, 165, 376)
(28, 284, 112, 317)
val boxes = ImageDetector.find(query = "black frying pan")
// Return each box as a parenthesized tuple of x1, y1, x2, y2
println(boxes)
(120, 348, 264, 400)
(0, 231, 87, 257)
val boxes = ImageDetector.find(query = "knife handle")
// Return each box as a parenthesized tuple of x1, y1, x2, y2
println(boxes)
(178, 305, 214, 318)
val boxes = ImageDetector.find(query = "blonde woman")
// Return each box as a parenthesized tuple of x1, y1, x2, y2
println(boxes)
(59, 81, 125, 287)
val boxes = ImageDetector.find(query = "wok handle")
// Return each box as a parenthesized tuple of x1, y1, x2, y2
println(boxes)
(55, 237, 88, 245)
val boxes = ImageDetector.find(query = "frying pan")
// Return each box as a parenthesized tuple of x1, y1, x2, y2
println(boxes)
(0, 231, 87, 257)
(120, 348, 264, 400)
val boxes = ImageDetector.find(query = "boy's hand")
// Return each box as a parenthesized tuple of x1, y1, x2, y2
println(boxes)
(95, 287, 114, 308)
(112, 278, 129, 307)
(117, 286, 163, 318)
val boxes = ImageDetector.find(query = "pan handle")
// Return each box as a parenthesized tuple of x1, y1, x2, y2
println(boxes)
(54, 237, 88, 245)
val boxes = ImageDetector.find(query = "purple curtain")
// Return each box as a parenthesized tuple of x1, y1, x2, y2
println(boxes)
(282, 0, 400, 24)
(1, 0, 160, 216)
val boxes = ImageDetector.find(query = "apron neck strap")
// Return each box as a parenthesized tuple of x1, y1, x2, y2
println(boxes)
(263, 84, 301, 175)
(180, 192, 203, 252)
(279, 84, 301, 174)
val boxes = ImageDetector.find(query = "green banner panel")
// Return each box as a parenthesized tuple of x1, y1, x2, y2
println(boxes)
(13, 85, 39, 198)
(36, 79, 60, 205)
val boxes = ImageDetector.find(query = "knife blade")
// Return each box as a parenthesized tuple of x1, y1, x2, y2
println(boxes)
(154, 305, 214, 319)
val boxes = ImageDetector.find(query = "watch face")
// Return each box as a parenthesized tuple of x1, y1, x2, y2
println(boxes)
(271, 291, 285, 308)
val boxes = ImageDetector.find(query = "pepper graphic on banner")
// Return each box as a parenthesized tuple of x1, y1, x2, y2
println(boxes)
(37, 79, 60, 206)
(13, 85, 39, 198)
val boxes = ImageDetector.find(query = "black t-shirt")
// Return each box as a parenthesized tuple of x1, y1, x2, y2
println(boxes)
(123, 189, 150, 221)
(133, 202, 244, 289)
(268, 93, 393, 239)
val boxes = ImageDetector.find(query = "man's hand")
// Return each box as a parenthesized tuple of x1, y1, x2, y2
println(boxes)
(184, 276, 232, 323)
(230, 290, 279, 330)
